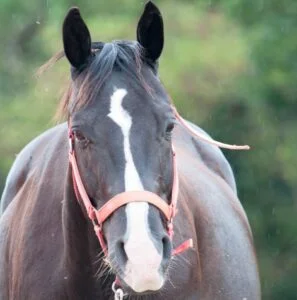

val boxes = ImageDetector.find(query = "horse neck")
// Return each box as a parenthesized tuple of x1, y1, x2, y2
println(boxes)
(62, 167, 114, 298)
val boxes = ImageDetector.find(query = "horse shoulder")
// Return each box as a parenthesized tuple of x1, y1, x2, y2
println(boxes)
(0, 195, 19, 299)
(0, 123, 68, 299)
(0, 123, 67, 215)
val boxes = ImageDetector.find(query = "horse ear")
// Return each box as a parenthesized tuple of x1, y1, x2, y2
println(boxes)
(137, 1, 164, 61)
(62, 7, 91, 69)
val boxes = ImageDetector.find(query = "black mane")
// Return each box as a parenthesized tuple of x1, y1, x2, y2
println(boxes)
(70, 40, 152, 113)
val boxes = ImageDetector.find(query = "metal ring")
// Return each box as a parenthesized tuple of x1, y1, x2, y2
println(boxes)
(112, 281, 126, 300)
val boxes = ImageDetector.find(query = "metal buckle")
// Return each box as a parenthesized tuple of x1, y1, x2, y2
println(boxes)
(112, 281, 126, 300)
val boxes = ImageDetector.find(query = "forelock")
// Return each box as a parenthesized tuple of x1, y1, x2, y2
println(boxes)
(69, 41, 153, 115)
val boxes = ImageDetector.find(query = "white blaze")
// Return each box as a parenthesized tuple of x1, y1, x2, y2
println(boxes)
(108, 88, 163, 293)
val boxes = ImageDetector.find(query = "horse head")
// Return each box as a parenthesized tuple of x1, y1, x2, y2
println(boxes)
(62, 2, 176, 294)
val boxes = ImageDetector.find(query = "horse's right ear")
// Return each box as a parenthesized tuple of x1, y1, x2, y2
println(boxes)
(62, 7, 91, 69)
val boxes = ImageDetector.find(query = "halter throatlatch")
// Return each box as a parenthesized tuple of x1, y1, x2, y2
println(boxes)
(171, 105, 250, 150)
(68, 105, 249, 298)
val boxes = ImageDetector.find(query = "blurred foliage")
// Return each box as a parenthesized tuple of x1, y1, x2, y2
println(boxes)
(0, 0, 296, 298)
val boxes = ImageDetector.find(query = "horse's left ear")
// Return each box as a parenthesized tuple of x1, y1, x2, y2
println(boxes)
(137, 1, 164, 61)
(62, 7, 91, 69)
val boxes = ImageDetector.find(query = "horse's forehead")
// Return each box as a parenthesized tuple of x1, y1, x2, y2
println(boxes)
(75, 77, 163, 127)
(102, 84, 152, 119)
(107, 88, 130, 128)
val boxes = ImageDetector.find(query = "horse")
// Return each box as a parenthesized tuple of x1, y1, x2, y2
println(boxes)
(0, 2, 261, 299)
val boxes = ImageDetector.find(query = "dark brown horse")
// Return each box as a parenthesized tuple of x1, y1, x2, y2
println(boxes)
(0, 2, 260, 299)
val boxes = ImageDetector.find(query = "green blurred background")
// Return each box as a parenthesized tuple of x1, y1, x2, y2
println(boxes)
(0, 0, 296, 298)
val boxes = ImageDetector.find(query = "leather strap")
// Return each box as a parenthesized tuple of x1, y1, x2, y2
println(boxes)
(95, 191, 172, 224)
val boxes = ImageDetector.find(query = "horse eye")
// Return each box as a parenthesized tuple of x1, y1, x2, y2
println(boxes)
(166, 122, 175, 133)
(73, 130, 87, 142)
(165, 122, 175, 141)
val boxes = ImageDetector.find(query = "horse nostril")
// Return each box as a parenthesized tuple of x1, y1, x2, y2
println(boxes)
(162, 236, 172, 260)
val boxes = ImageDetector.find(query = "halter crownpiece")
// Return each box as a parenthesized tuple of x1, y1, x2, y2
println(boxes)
(171, 105, 250, 150)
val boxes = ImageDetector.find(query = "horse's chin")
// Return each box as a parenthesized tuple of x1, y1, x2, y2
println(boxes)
(128, 278, 164, 294)
(116, 273, 165, 296)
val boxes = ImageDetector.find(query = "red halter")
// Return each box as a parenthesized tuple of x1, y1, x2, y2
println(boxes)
(68, 105, 249, 257)
(68, 130, 193, 257)
(68, 105, 249, 298)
